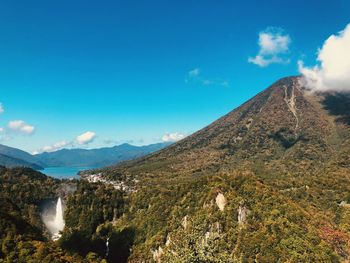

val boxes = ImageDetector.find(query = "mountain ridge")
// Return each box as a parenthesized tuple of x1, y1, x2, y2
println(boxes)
(0, 153, 43, 170)
(0, 142, 171, 169)
(35, 142, 171, 167)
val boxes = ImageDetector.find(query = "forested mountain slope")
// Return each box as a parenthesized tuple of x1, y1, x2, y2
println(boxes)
(90, 76, 350, 262)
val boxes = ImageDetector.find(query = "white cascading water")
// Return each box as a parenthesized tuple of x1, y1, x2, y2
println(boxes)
(44, 197, 65, 241)
(54, 197, 65, 229)
(105, 237, 110, 258)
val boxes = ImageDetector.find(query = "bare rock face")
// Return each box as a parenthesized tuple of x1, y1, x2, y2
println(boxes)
(202, 222, 221, 246)
(238, 202, 250, 225)
(182, 215, 188, 229)
(151, 246, 164, 263)
(216, 193, 227, 212)
(339, 201, 350, 208)
(165, 234, 171, 247)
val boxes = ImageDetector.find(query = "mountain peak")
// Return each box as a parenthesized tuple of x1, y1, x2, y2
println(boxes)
(101, 76, 349, 178)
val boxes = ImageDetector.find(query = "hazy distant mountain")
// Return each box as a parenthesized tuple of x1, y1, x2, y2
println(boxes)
(0, 142, 170, 169)
(0, 144, 44, 169)
(35, 142, 171, 167)
(0, 153, 43, 170)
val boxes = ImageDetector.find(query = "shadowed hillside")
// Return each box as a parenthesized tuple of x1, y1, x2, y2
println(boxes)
(0, 144, 44, 169)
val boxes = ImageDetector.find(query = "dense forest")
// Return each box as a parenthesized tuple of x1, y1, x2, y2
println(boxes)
(0, 167, 128, 262)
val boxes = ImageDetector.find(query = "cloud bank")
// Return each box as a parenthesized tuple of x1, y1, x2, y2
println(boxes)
(299, 23, 350, 93)
(249, 27, 291, 67)
(0, 103, 4, 114)
(162, 132, 185, 142)
(7, 120, 35, 135)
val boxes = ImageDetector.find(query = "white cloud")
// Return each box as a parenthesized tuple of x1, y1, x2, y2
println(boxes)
(43, 140, 70, 153)
(299, 23, 350, 93)
(34, 131, 97, 154)
(0, 128, 3, 132)
(0, 103, 4, 114)
(7, 120, 35, 135)
(162, 132, 186, 142)
(248, 55, 287, 67)
(76, 131, 96, 145)
(34, 140, 71, 154)
(248, 27, 291, 67)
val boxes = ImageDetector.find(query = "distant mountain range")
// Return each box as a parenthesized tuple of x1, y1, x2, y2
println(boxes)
(0, 144, 45, 169)
(0, 142, 171, 169)
(34, 142, 171, 167)
(0, 153, 43, 170)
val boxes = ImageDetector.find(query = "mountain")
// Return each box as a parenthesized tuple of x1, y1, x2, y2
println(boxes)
(96, 76, 350, 177)
(35, 142, 171, 167)
(0, 144, 44, 169)
(82, 76, 350, 262)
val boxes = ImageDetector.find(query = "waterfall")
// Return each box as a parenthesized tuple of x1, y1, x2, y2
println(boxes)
(43, 197, 65, 241)
(54, 198, 65, 230)
(106, 237, 110, 258)
(51, 197, 65, 240)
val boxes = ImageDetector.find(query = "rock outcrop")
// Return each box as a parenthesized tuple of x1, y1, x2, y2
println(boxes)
(216, 193, 227, 212)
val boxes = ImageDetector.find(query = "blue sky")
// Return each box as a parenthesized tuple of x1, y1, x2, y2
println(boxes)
(0, 0, 349, 153)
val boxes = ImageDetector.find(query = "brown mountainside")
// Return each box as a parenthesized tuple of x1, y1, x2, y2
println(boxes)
(86, 76, 350, 262)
